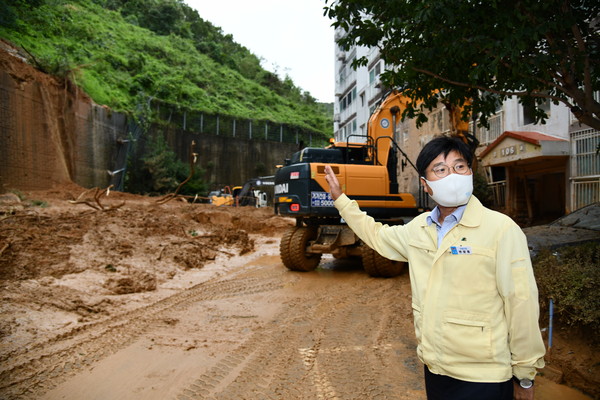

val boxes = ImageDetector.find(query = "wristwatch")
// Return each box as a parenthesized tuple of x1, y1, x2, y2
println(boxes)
(513, 376, 534, 389)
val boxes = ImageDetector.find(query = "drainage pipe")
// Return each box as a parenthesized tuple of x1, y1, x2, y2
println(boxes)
(548, 298, 554, 349)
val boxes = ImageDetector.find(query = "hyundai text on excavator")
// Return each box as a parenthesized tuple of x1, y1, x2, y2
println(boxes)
(273, 91, 426, 277)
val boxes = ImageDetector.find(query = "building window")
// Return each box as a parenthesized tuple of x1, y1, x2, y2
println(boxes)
(369, 105, 377, 117)
(340, 118, 358, 140)
(369, 61, 382, 85)
(338, 65, 346, 86)
(523, 102, 535, 125)
(523, 98, 551, 125)
(340, 87, 357, 112)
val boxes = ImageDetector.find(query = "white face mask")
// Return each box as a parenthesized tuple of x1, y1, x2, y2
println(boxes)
(423, 173, 473, 207)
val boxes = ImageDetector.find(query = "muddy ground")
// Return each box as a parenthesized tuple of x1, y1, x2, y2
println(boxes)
(0, 185, 598, 399)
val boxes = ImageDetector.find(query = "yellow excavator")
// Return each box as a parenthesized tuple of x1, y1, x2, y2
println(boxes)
(273, 90, 476, 277)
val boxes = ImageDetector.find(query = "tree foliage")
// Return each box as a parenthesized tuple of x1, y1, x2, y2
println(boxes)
(325, 0, 600, 130)
(126, 132, 207, 195)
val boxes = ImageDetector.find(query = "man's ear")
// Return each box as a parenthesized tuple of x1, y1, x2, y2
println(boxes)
(420, 177, 432, 195)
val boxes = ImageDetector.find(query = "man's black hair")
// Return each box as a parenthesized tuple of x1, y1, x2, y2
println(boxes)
(416, 136, 474, 177)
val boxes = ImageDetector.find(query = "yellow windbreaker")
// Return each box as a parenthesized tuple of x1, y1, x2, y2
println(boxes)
(335, 194, 545, 382)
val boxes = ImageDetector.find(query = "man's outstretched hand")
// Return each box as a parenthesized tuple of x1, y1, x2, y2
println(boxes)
(324, 165, 342, 200)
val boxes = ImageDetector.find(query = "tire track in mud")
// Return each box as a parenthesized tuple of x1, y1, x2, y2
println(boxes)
(176, 276, 425, 400)
(0, 268, 291, 400)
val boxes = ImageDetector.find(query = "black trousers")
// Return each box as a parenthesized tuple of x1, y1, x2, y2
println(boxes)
(424, 366, 513, 400)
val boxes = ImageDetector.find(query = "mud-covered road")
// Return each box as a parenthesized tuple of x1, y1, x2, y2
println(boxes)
(42, 255, 424, 400)
(0, 187, 594, 399)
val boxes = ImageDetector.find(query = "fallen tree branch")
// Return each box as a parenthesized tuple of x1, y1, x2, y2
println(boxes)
(0, 242, 9, 256)
(156, 141, 198, 205)
(69, 187, 101, 210)
(68, 185, 125, 211)
(168, 238, 235, 257)
(197, 243, 234, 257)
(157, 245, 167, 261)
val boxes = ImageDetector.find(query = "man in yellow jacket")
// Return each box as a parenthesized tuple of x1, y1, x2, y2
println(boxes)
(324, 136, 545, 400)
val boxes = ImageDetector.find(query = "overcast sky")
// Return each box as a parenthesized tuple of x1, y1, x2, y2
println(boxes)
(184, 0, 335, 103)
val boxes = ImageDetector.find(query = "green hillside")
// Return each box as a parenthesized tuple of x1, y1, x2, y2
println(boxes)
(0, 0, 333, 138)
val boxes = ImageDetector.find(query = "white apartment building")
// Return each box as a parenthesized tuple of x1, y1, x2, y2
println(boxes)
(333, 27, 599, 223)
(334, 29, 387, 142)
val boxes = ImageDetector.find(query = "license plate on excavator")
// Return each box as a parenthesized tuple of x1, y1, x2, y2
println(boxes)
(310, 191, 334, 207)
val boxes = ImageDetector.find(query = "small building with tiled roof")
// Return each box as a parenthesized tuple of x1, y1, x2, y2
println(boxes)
(478, 131, 570, 224)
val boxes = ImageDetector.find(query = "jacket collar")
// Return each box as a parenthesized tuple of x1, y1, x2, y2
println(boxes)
(419, 195, 483, 228)
(458, 195, 484, 227)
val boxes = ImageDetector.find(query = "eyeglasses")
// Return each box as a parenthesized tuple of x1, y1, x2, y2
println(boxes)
(431, 161, 470, 178)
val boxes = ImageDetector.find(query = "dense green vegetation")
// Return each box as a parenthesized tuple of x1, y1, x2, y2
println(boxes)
(125, 132, 207, 196)
(534, 242, 600, 336)
(0, 0, 332, 137)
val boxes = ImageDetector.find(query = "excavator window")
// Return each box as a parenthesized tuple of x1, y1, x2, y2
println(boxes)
(290, 148, 344, 164)
(345, 147, 369, 164)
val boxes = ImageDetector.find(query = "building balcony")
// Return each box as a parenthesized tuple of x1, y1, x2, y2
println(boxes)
(472, 111, 504, 145)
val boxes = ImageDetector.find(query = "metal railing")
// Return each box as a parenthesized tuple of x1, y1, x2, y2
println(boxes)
(488, 180, 507, 208)
(571, 179, 600, 210)
(339, 100, 358, 125)
(472, 111, 504, 145)
(570, 128, 600, 210)
(571, 128, 600, 176)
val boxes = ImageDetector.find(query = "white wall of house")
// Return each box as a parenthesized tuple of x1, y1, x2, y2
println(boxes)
(502, 97, 571, 139)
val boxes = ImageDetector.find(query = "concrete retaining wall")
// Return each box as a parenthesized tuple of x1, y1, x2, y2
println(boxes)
(0, 52, 299, 193)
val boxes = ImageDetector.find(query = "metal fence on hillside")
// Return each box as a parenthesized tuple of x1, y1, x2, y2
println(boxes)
(108, 100, 325, 192)
(154, 102, 318, 146)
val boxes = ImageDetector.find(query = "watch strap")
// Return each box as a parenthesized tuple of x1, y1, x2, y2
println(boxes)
(512, 376, 534, 389)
